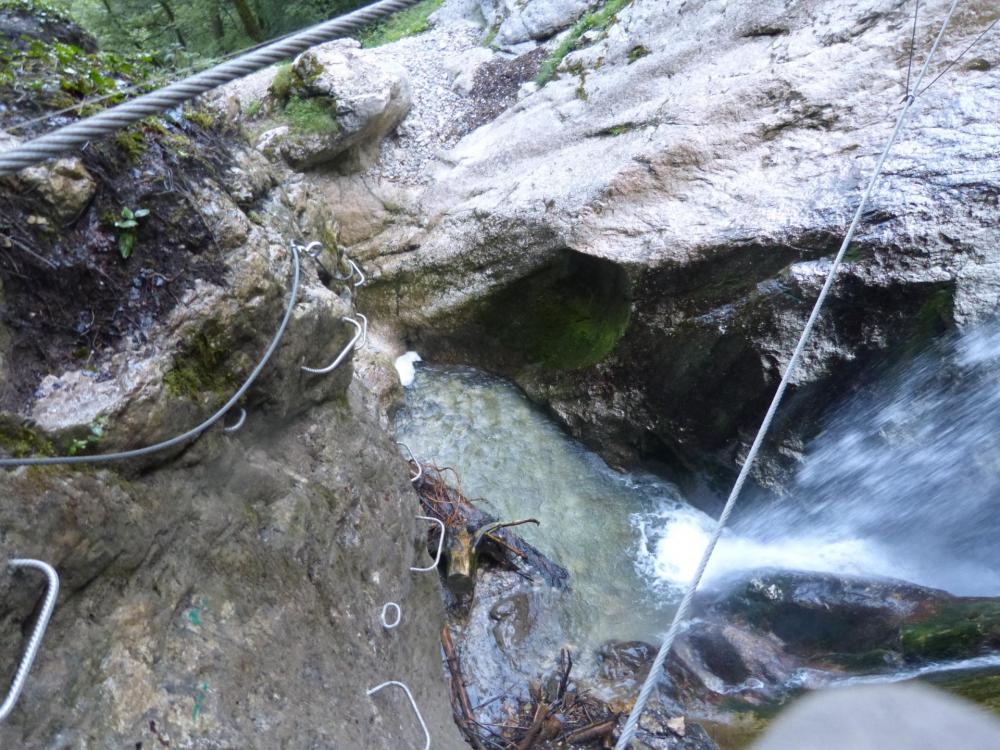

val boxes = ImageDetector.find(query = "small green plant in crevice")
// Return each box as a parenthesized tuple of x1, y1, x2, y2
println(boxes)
(283, 95, 338, 135)
(113, 206, 150, 259)
(627, 44, 650, 63)
(268, 61, 295, 104)
(359, 0, 443, 48)
(67, 417, 107, 456)
(536, 0, 634, 86)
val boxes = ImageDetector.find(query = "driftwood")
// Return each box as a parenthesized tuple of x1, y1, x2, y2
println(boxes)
(416, 465, 621, 749)
(412, 465, 569, 591)
(441, 625, 487, 750)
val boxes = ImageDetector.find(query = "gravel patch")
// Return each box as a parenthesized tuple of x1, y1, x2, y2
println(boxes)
(363, 22, 485, 184)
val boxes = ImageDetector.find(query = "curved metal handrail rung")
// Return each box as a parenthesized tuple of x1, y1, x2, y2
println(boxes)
(301, 317, 363, 375)
(222, 407, 247, 433)
(365, 680, 430, 750)
(0, 559, 60, 723)
(356, 313, 368, 350)
(347, 258, 366, 287)
(396, 442, 422, 483)
(410, 516, 445, 573)
(302, 241, 324, 259)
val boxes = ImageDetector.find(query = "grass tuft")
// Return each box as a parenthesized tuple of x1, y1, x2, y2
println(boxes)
(536, 0, 633, 86)
(359, 0, 443, 48)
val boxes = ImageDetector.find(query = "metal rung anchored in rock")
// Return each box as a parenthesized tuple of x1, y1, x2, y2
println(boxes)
(366, 680, 430, 750)
(1, 559, 60, 723)
(301, 317, 363, 374)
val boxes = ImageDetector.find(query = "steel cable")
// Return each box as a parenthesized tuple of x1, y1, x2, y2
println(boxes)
(614, 1, 964, 746)
(0, 0, 423, 175)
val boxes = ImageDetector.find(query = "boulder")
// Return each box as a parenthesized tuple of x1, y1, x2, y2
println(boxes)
(1, 132, 96, 223)
(257, 40, 412, 170)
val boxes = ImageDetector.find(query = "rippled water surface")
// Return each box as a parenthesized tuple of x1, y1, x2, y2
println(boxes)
(395, 365, 684, 648)
(397, 326, 1000, 652)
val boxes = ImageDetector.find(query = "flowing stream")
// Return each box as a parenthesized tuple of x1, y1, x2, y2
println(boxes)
(395, 324, 1000, 656)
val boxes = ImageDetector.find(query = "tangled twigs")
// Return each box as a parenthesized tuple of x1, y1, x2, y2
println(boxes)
(442, 625, 487, 750)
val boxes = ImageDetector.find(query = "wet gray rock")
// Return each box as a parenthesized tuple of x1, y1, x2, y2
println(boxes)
(0, 387, 466, 749)
(355, 0, 1000, 484)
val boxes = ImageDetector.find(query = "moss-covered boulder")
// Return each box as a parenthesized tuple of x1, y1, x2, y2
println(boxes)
(250, 39, 411, 170)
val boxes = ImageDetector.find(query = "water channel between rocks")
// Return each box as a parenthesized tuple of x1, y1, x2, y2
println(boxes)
(395, 326, 1000, 664)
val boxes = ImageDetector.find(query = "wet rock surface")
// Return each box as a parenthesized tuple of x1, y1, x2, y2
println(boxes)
(354, 0, 1000, 486)
(0, 9, 467, 749)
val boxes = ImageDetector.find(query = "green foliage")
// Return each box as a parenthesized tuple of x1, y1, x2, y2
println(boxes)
(283, 95, 338, 134)
(359, 0, 443, 48)
(0, 35, 160, 119)
(67, 417, 107, 456)
(163, 321, 238, 403)
(268, 61, 295, 104)
(113, 205, 149, 259)
(67, 0, 375, 62)
(536, 0, 634, 86)
(0, 0, 70, 20)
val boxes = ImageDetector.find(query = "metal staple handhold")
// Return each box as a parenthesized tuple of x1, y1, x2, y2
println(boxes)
(365, 680, 431, 750)
(302, 241, 324, 259)
(396, 442, 422, 483)
(0, 560, 60, 723)
(356, 313, 368, 350)
(348, 259, 366, 287)
(222, 407, 247, 433)
(380, 602, 402, 630)
(410, 516, 444, 573)
(301, 317, 362, 374)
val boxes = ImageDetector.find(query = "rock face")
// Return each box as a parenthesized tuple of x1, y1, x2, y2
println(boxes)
(0, 11, 464, 748)
(480, 0, 598, 46)
(350, 0, 999, 484)
(0, 391, 466, 749)
(253, 40, 412, 170)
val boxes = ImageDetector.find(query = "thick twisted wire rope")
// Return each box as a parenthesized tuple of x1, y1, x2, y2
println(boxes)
(0, 0, 423, 175)
(0, 242, 300, 467)
(0, 560, 59, 722)
(9, 21, 319, 134)
(614, 1, 962, 747)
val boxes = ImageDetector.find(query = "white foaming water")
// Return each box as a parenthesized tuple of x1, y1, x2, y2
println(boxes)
(634, 322, 1000, 598)
(394, 351, 422, 387)
(632, 504, 910, 595)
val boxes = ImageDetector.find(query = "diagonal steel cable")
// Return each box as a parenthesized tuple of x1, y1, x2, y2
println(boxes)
(614, 1, 963, 747)
(0, 0, 423, 175)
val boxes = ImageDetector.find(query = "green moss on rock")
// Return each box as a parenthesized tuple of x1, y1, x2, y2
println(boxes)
(283, 96, 339, 135)
(0, 416, 55, 458)
(163, 321, 239, 403)
(902, 600, 1000, 661)
(481, 252, 631, 371)
(924, 669, 1000, 715)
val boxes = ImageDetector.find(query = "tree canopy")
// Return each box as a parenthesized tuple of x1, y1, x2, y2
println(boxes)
(67, 0, 374, 64)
